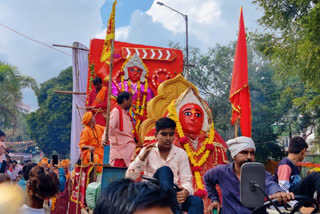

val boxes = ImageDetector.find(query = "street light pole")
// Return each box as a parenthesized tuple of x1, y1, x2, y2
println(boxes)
(157, 2, 189, 80)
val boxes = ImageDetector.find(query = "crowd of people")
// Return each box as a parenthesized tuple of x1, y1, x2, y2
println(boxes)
(0, 129, 72, 214)
(2, 75, 320, 214)
(0, 130, 25, 182)
(79, 84, 320, 214)
(1, 119, 320, 214)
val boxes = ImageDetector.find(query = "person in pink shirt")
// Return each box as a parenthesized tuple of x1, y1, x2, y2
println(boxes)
(102, 91, 136, 167)
(126, 117, 203, 214)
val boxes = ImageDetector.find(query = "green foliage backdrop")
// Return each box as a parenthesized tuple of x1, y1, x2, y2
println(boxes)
(27, 67, 72, 156)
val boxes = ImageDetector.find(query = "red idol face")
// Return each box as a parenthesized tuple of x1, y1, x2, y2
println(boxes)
(128, 66, 143, 82)
(179, 103, 204, 136)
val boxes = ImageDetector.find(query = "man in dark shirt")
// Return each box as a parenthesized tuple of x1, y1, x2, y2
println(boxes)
(204, 136, 294, 214)
(274, 136, 320, 199)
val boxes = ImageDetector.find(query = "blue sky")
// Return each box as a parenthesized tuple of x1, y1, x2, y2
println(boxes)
(0, 0, 262, 110)
(100, 0, 153, 28)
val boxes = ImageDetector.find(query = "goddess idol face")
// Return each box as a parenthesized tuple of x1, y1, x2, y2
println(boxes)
(128, 66, 143, 83)
(178, 103, 204, 136)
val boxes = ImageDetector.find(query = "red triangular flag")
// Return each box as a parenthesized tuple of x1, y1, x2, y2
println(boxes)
(229, 7, 252, 137)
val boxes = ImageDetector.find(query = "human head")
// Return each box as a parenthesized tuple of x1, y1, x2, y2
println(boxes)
(61, 159, 70, 169)
(128, 66, 143, 83)
(25, 160, 32, 164)
(23, 163, 37, 180)
(93, 179, 175, 214)
(179, 103, 204, 136)
(288, 136, 308, 161)
(82, 111, 94, 126)
(27, 166, 59, 200)
(123, 53, 148, 83)
(38, 157, 49, 168)
(117, 91, 132, 110)
(227, 137, 256, 167)
(174, 88, 212, 134)
(0, 130, 6, 142)
(93, 77, 102, 91)
(12, 160, 17, 168)
(155, 118, 176, 150)
(0, 173, 10, 184)
(16, 170, 23, 182)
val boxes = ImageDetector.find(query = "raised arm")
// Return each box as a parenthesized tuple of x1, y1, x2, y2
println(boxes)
(94, 88, 108, 109)
(125, 145, 150, 180)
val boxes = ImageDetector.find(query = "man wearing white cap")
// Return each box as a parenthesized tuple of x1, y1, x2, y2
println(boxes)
(204, 136, 294, 214)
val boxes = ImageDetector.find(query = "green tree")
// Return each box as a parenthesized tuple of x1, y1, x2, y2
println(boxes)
(27, 67, 72, 156)
(0, 62, 38, 129)
(252, 0, 320, 139)
(252, 0, 320, 89)
(189, 44, 234, 139)
(188, 42, 285, 161)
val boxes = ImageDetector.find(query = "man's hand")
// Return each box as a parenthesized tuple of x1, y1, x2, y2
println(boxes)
(54, 160, 62, 169)
(207, 201, 220, 214)
(84, 145, 95, 152)
(102, 140, 109, 146)
(139, 144, 156, 161)
(49, 159, 53, 168)
(177, 187, 189, 203)
(88, 145, 95, 152)
(269, 192, 295, 204)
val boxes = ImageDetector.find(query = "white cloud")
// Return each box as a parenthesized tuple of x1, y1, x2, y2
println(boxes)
(146, 0, 222, 33)
(96, 26, 130, 41)
(96, 9, 193, 49)
(0, 0, 261, 109)
(115, 26, 130, 41)
(0, 0, 104, 109)
(95, 0, 261, 53)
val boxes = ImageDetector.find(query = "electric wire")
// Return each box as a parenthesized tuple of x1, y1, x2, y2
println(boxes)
(0, 23, 72, 56)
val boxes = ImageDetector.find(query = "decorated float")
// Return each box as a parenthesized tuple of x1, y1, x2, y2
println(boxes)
(69, 39, 185, 214)
(86, 39, 184, 131)
(71, 38, 228, 212)
(139, 74, 228, 209)
(68, 2, 253, 213)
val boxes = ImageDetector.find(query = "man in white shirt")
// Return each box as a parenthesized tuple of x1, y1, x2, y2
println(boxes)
(126, 117, 203, 214)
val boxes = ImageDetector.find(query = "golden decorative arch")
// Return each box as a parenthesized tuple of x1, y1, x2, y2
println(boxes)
(139, 74, 198, 143)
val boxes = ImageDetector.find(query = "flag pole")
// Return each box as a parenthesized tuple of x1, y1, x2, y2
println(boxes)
(235, 119, 238, 138)
(103, 39, 115, 145)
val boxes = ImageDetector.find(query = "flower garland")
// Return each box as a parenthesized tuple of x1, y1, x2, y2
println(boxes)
(120, 55, 149, 132)
(168, 100, 216, 198)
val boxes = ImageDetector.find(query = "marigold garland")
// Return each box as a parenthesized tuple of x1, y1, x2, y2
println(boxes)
(168, 99, 217, 198)
(51, 196, 56, 210)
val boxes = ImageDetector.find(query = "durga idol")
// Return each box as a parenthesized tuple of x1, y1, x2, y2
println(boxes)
(112, 53, 154, 131)
(167, 88, 228, 209)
